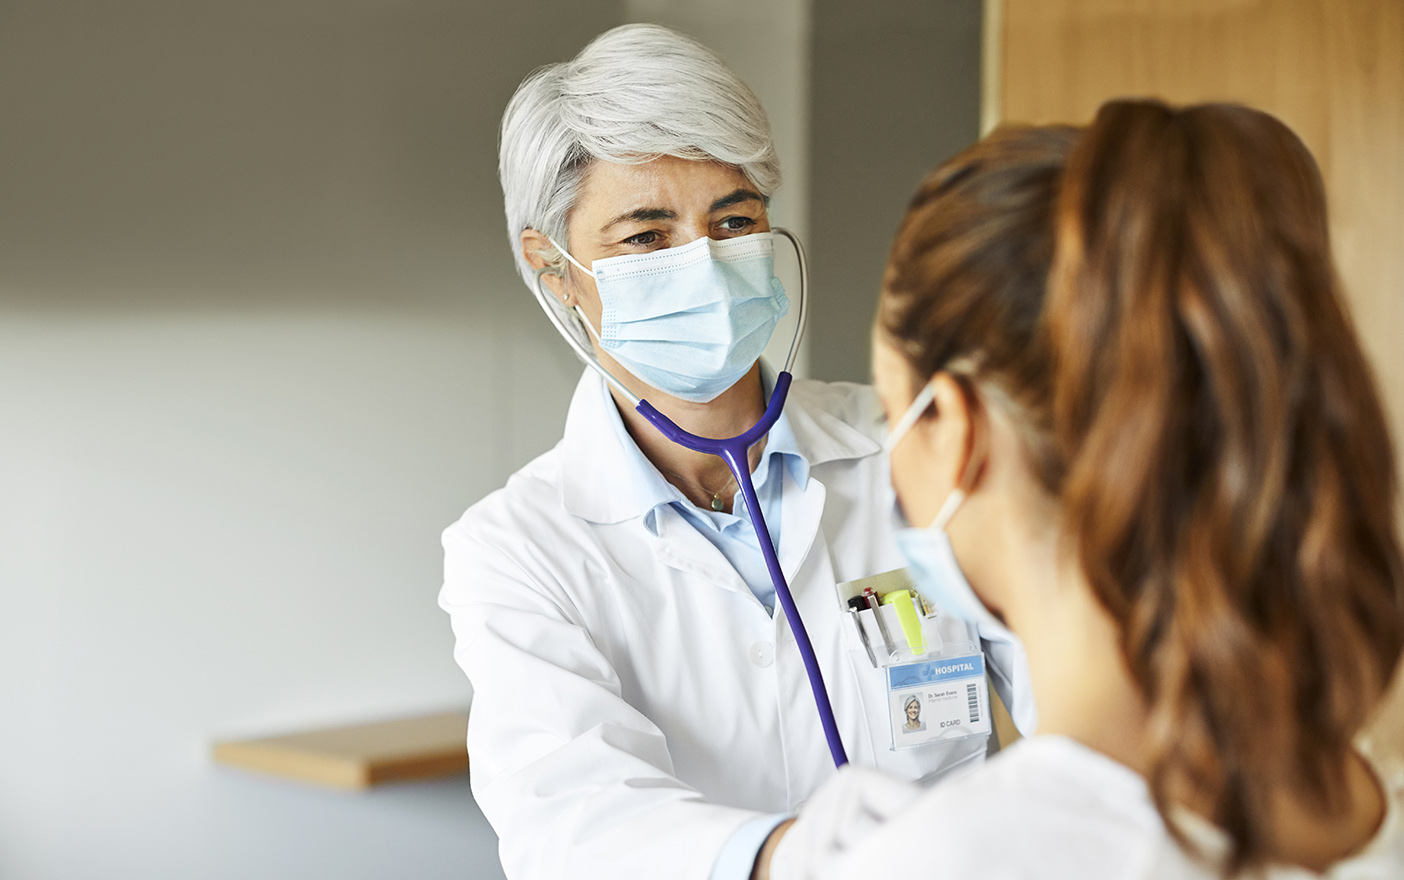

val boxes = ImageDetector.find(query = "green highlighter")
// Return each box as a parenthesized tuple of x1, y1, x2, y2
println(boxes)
(881, 589, 926, 654)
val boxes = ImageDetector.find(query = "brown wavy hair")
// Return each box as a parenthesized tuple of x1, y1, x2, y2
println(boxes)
(880, 124, 1078, 491)
(881, 104, 1404, 871)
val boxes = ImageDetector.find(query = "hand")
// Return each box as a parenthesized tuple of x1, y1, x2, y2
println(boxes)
(749, 818, 795, 880)
(760, 766, 923, 880)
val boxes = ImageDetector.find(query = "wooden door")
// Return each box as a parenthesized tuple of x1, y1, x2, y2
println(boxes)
(988, 0, 1404, 756)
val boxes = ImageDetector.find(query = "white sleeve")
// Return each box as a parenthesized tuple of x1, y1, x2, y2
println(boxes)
(440, 525, 767, 880)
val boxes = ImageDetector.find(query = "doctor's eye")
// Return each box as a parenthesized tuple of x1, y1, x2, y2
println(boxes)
(717, 216, 756, 235)
(622, 230, 662, 248)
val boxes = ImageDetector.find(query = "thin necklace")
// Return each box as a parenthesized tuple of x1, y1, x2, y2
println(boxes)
(659, 443, 764, 512)
(659, 464, 737, 511)
(707, 472, 737, 511)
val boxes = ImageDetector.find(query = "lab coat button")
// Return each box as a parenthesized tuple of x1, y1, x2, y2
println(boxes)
(749, 641, 774, 667)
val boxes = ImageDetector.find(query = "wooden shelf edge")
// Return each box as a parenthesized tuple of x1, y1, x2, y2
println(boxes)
(212, 709, 469, 791)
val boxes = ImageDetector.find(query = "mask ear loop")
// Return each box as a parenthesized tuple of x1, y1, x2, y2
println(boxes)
(546, 234, 596, 280)
(884, 382, 936, 454)
(542, 234, 610, 349)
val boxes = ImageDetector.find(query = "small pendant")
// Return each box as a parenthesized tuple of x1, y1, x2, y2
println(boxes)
(711, 496, 724, 512)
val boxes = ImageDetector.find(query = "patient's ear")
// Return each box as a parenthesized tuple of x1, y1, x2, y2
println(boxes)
(925, 372, 981, 494)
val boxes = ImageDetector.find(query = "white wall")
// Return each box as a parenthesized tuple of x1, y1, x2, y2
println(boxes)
(0, 2, 822, 878)
(0, 310, 578, 879)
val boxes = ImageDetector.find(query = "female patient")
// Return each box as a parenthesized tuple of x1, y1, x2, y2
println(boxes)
(774, 101, 1404, 877)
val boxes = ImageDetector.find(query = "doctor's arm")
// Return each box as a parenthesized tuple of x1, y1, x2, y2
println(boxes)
(441, 527, 784, 880)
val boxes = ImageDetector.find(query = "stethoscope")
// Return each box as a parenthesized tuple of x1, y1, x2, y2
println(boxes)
(531, 229, 849, 768)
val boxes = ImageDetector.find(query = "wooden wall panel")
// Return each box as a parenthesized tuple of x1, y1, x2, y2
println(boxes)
(995, 0, 1404, 755)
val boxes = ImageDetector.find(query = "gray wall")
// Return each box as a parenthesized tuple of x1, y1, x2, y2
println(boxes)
(807, 0, 984, 383)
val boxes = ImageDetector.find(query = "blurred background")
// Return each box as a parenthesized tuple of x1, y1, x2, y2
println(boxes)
(0, 1, 1397, 878)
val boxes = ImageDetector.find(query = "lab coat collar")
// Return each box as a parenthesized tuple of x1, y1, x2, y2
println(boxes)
(557, 370, 656, 525)
(779, 367, 883, 470)
(558, 362, 879, 525)
(759, 361, 810, 491)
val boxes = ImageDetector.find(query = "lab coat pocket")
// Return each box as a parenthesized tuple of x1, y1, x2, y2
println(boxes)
(836, 571, 992, 785)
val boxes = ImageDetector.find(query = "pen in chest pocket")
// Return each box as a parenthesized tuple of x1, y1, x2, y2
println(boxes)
(845, 596, 878, 667)
(862, 586, 897, 658)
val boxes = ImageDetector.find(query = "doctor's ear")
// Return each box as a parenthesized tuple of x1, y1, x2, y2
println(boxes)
(521, 229, 569, 302)
(922, 373, 987, 494)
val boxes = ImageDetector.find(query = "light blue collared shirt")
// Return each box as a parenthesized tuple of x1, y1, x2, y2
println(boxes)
(598, 368, 810, 613)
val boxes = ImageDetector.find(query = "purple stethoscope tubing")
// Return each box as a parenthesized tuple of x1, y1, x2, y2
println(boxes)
(636, 372, 849, 767)
(531, 228, 849, 767)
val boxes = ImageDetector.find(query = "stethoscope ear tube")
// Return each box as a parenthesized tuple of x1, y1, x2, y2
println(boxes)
(772, 228, 809, 375)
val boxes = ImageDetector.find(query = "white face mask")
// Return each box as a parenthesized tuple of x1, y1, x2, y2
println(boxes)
(549, 232, 789, 403)
(886, 382, 1039, 737)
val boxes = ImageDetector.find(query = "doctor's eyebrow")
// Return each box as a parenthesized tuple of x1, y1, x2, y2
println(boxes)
(598, 189, 767, 233)
(709, 188, 765, 212)
(601, 207, 677, 231)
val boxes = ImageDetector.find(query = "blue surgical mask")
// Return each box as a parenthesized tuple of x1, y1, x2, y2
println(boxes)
(886, 384, 1039, 737)
(549, 232, 789, 403)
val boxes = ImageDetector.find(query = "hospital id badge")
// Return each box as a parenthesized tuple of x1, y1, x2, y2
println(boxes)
(887, 652, 991, 749)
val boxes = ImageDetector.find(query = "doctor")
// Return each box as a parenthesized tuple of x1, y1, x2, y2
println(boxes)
(440, 23, 987, 880)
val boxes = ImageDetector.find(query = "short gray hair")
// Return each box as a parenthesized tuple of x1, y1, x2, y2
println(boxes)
(498, 23, 781, 342)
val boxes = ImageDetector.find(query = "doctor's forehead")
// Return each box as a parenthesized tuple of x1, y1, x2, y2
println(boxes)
(570, 156, 764, 228)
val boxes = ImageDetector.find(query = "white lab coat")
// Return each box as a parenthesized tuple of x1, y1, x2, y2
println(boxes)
(810, 736, 1404, 880)
(440, 371, 987, 880)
